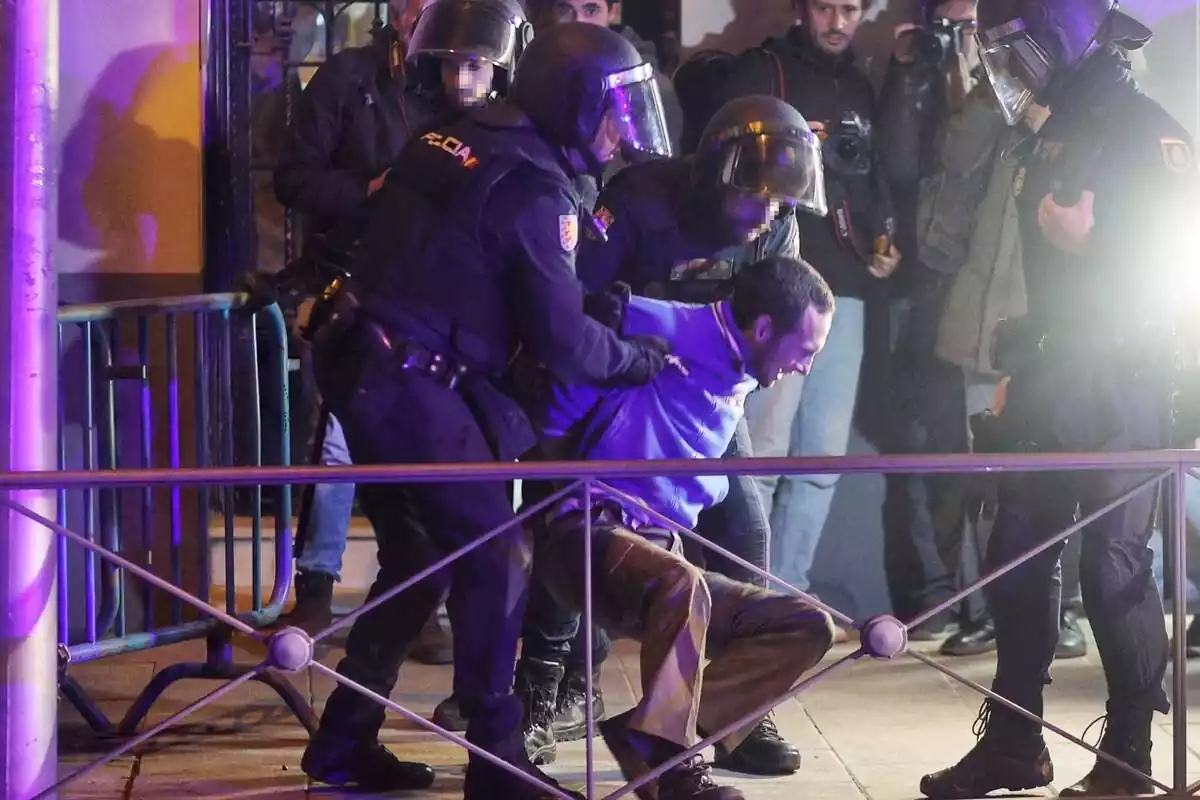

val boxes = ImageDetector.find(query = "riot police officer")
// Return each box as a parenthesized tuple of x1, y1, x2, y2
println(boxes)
(920, 2, 1196, 797)
(299, 20, 674, 799)
(516, 94, 827, 775)
(275, 0, 527, 645)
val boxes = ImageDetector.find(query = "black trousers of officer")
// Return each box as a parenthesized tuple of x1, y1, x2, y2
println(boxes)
(315, 354, 532, 759)
(986, 350, 1169, 729)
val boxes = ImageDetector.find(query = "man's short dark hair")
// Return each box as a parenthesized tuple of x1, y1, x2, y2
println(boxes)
(730, 256, 834, 334)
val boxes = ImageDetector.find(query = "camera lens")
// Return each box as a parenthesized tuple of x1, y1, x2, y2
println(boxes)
(836, 136, 859, 161)
(915, 29, 950, 66)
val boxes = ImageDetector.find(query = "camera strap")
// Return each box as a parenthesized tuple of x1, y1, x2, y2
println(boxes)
(763, 49, 787, 100)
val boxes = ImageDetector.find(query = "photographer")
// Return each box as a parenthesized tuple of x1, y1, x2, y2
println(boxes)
(711, 0, 898, 603)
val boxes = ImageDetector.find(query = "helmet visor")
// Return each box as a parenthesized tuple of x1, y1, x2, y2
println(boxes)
(718, 130, 827, 217)
(408, 0, 522, 68)
(606, 63, 673, 158)
(976, 18, 1053, 126)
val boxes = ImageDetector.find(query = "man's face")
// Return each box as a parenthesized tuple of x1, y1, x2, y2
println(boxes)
(745, 305, 833, 387)
(439, 56, 495, 108)
(589, 104, 624, 163)
(803, 0, 864, 55)
(552, 0, 616, 27)
(723, 193, 780, 244)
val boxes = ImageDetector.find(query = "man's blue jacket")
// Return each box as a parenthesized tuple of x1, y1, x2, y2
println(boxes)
(541, 296, 758, 532)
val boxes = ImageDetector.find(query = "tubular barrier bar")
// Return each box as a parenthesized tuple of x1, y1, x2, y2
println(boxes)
(22, 452, 1200, 797)
(1171, 467, 1189, 793)
(594, 482, 856, 627)
(4, 498, 262, 639)
(0, 449, 1195, 491)
(583, 480, 596, 800)
(907, 649, 1171, 793)
(36, 667, 265, 800)
(907, 470, 1169, 632)
(53, 294, 296, 737)
(309, 480, 585, 645)
(309, 661, 576, 800)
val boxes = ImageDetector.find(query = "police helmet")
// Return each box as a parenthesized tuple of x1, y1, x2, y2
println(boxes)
(408, 0, 533, 70)
(694, 95, 827, 218)
(509, 22, 673, 171)
(976, 0, 1152, 125)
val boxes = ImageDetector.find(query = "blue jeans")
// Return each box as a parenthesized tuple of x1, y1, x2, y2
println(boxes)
(296, 412, 355, 579)
(744, 297, 865, 590)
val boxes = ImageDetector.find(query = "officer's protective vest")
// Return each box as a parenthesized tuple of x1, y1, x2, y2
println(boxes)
(354, 118, 580, 371)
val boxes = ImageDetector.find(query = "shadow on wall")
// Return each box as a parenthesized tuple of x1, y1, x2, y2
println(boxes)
(58, 44, 202, 284)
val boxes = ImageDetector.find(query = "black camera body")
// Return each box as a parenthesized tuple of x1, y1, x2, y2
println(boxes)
(822, 111, 872, 176)
(913, 17, 970, 67)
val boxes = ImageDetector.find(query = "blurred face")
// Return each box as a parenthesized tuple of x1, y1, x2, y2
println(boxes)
(589, 104, 624, 163)
(723, 193, 781, 243)
(552, 0, 616, 27)
(744, 305, 833, 387)
(802, 0, 864, 55)
(390, 0, 422, 39)
(439, 56, 495, 108)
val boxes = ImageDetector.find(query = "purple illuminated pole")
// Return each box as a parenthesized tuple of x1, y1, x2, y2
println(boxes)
(0, 0, 60, 797)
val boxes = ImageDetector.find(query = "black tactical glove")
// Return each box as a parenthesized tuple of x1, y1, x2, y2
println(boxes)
(583, 281, 633, 331)
(612, 334, 672, 387)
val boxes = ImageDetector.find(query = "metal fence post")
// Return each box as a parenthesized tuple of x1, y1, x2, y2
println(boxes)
(0, 0, 61, 796)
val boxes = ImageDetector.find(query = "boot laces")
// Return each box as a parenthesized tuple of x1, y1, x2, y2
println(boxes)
(662, 754, 718, 791)
(753, 713, 784, 742)
(971, 700, 992, 740)
(1082, 714, 1108, 750)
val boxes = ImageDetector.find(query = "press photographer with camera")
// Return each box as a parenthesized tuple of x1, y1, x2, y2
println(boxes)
(708, 0, 898, 604)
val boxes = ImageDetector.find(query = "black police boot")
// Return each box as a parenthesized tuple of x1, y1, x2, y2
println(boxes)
(1055, 609, 1088, 660)
(710, 713, 801, 776)
(1059, 709, 1154, 797)
(553, 663, 606, 742)
(516, 657, 563, 765)
(432, 693, 468, 732)
(301, 728, 435, 791)
(281, 571, 334, 636)
(919, 700, 1054, 799)
(600, 708, 745, 800)
(463, 752, 584, 800)
(411, 603, 454, 665)
(940, 619, 997, 657)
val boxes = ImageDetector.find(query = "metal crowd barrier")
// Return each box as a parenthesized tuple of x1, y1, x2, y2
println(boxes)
(11, 450, 1200, 798)
(52, 293, 317, 737)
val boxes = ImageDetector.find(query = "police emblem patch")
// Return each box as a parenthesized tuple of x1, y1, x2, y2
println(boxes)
(559, 214, 579, 252)
(1012, 166, 1026, 199)
(1161, 138, 1195, 174)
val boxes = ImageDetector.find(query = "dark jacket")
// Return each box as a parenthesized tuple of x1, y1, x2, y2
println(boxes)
(1013, 48, 1196, 337)
(575, 157, 800, 303)
(274, 28, 447, 265)
(352, 104, 645, 387)
(715, 26, 893, 298)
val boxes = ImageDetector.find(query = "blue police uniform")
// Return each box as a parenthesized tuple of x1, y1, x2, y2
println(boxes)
(308, 105, 657, 774)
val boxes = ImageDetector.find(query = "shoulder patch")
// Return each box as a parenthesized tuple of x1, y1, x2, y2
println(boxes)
(1161, 138, 1195, 174)
(559, 214, 579, 252)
